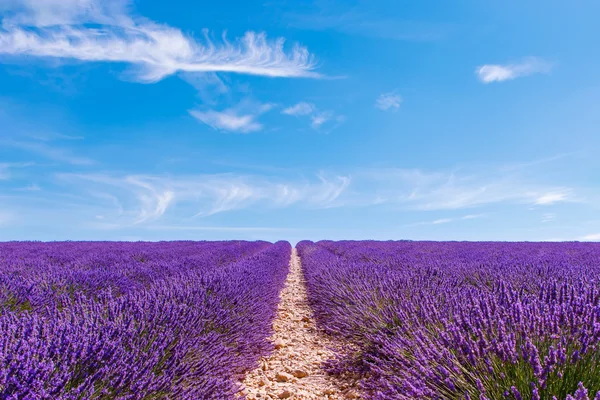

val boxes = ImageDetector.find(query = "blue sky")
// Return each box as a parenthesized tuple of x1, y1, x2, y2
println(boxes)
(0, 0, 599, 242)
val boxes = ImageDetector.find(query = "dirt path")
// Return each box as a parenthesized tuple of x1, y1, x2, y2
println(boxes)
(240, 248, 358, 400)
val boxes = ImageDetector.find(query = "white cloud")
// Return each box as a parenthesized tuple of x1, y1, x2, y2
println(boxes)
(146, 225, 296, 233)
(125, 176, 175, 223)
(309, 175, 351, 207)
(56, 172, 351, 225)
(189, 102, 274, 133)
(198, 180, 258, 216)
(282, 102, 315, 116)
(190, 109, 263, 133)
(357, 167, 575, 211)
(581, 233, 600, 241)
(375, 92, 402, 111)
(405, 213, 484, 227)
(281, 101, 344, 131)
(499, 153, 574, 172)
(179, 72, 229, 104)
(462, 214, 485, 220)
(0, 0, 132, 27)
(0, 0, 319, 82)
(311, 111, 332, 128)
(59, 174, 174, 223)
(534, 190, 569, 205)
(476, 57, 551, 83)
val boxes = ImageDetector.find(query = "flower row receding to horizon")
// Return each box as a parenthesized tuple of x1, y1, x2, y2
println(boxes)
(298, 240, 600, 400)
(0, 241, 291, 399)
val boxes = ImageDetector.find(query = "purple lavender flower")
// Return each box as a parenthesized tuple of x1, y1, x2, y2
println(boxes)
(1, 241, 291, 399)
(298, 240, 600, 400)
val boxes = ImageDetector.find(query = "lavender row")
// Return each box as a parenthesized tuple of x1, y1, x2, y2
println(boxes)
(298, 241, 600, 400)
(1, 241, 291, 399)
(0, 241, 265, 313)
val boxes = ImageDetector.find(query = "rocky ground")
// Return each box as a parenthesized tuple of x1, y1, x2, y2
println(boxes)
(240, 248, 360, 399)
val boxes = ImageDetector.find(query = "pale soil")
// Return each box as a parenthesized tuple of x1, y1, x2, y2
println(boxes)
(239, 248, 360, 400)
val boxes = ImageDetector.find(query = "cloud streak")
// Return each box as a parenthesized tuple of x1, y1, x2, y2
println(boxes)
(189, 102, 274, 133)
(56, 172, 351, 225)
(358, 167, 574, 211)
(281, 101, 344, 131)
(190, 109, 263, 133)
(375, 92, 402, 111)
(0, 0, 320, 82)
(404, 214, 485, 227)
(534, 190, 570, 205)
(311, 111, 333, 128)
(476, 57, 551, 83)
(282, 102, 315, 116)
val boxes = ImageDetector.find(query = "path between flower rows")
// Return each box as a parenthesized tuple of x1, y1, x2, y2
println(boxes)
(240, 248, 359, 400)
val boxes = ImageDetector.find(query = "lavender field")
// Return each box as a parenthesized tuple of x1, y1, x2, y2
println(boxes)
(0, 241, 291, 399)
(298, 241, 600, 400)
(3, 240, 600, 400)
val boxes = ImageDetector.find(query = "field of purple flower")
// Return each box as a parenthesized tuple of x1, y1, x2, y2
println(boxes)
(298, 240, 600, 400)
(0, 241, 291, 399)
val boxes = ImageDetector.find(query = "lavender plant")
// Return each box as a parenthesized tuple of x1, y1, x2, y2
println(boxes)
(298, 240, 600, 400)
(0, 241, 291, 399)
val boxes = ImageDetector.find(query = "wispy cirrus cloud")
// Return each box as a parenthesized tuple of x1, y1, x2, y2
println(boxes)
(1, 147, 589, 234)
(404, 214, 484, 227)
(534, 190, 570, 205)
(180, 72, 230, 105)
(282, 101, 344, 131)
(56, 173, 174, 223)
(0, 0, 320, 82)
(189, 102, 274, 133)
(375, 92, 402, 111)
(356, 166, 575, 211)
(310, 111, 333, 128)
(56, 172, 351, 226)
(498, 153, 576, 172)
(145, 225, 298, 233)
(282, 102, 315, 116)
(462, 214, 485, 220)
(476, 57, 552, 83)
(190, 109, 263, 133)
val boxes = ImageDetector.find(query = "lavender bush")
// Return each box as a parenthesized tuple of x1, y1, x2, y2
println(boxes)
(0, 241, 291, 399)
(298, 240, 600, 400)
